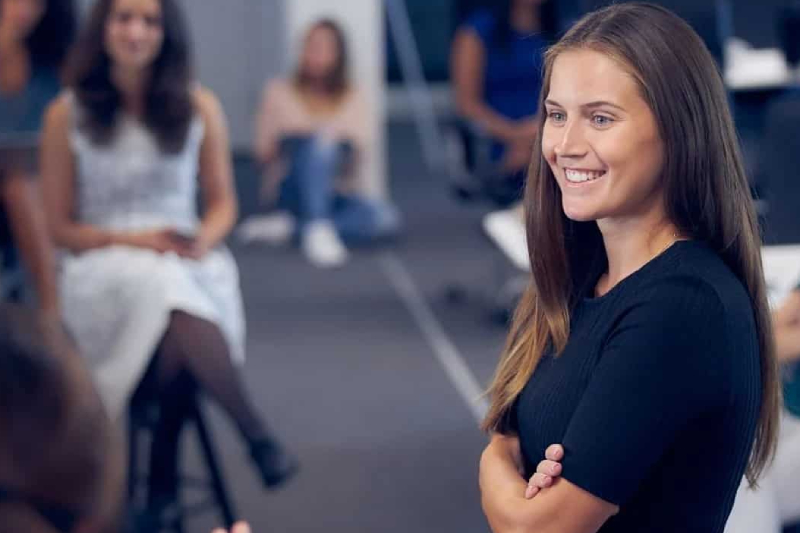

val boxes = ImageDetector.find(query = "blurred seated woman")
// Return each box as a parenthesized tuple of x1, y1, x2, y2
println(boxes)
(723, 287, 800, 532)
(0, 304, 123, 533)
(450, 0, 557, 205)
(40, 0, 297, 513)
(245, 18, 401, 268)
(0, 0, 75, 313)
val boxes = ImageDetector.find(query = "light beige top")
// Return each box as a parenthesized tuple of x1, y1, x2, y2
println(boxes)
(254, 78, 371, 198)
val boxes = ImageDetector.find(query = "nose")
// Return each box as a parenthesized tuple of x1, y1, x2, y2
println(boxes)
(125, 17, 147, 40)
(553, 119, 588, 160)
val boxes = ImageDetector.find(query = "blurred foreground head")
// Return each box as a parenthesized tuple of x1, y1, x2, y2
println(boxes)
(0, 305, 123, 533)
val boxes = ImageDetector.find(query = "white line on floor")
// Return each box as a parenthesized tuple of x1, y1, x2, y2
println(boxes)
(379, 252, 489, 424)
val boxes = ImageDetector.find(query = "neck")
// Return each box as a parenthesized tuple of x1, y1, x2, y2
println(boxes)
(596, 211, 680, 296)
(510, 2, 541, 33)
(110, 66, 149, 115)
(298, 74, 332, 97)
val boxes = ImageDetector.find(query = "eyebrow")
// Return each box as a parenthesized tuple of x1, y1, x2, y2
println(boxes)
(544, 99, 627, 112)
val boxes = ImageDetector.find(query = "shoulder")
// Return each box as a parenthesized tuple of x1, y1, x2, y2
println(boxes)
(647, 241, 754, 322)
(462, 9, 496, 41)
(342, 85, 367, 108)
(192, 85, 223, 117)
(191, 85, 228, 136)
(43, 91, 74, 129)
(620, 242, 758, 363)
(261, 78, 293, 102)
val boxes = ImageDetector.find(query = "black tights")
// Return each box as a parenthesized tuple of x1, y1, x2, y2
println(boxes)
(147, 311, 268, 499)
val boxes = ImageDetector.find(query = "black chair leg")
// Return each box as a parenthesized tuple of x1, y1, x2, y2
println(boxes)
(191, 401, 237, 528)
(128, 414, 139, 500)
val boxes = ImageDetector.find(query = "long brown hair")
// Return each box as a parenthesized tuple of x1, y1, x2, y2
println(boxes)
(294, 19, 350, 98)
(64, 0, 194, 153)
(482, 2, 780, 486)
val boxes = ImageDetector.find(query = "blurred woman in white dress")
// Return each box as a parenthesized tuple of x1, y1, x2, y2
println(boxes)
(39, 0, 297, 512)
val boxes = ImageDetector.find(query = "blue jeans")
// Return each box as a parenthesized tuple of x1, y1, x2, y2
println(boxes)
(277, 136, 401, 244)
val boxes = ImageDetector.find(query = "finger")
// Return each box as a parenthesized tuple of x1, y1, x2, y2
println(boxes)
(545, 444, 564, 461)
(524, 484, 539, 499)
(529, 472, 552, 489)
(210, 529, 226, 533)
(231, 523, 252, 533)
(536, 459, 562, 477)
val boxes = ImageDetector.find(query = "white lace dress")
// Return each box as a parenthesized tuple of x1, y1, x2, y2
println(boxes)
(60, 96, 246, 418)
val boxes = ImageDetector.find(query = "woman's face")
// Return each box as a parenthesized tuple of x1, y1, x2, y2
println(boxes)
(0, 0, 45, 42)
(300, 25, 340, 80)
(104, 0, 164, 72)
(542, 49, 666, 224)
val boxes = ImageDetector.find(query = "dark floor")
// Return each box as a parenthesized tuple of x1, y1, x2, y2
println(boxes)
(181, 122, 512, 533)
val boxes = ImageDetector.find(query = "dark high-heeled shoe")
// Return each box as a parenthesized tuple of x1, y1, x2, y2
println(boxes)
(249, 439, 299, 489)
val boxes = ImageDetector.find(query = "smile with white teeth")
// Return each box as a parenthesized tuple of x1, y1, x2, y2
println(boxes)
(565, 169, 606, 183)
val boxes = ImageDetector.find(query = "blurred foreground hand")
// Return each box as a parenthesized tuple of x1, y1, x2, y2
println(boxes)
(212, 522, 251, 533)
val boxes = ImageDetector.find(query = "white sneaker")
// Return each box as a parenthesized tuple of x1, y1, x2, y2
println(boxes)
(302, 220, 348, 268)
(237, 213, 295, 245)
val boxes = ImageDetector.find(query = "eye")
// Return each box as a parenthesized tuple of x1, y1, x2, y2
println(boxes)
(145, 15, 162, 27)
(591, 114, 614, 127)
(547, 111, 566, 124)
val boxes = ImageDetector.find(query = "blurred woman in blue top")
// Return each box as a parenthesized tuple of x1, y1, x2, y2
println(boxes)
(451, 0, 558, 200)
(0, 0, 75, 314)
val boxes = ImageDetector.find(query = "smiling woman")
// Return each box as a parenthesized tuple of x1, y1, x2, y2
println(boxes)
(478, 3, 779, 533)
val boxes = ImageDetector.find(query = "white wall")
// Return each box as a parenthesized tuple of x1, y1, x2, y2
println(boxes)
(284, 0, 388, 199)
(178, 0, 284, 150)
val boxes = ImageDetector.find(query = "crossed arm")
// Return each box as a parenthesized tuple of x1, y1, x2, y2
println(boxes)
(479, 434, 617, 533)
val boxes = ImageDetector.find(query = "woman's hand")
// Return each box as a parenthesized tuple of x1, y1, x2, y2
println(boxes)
(524, 444, 564, 499)
(511, 119, 540, 141)
(125, 229, 197, 257)
(211, 522, 251, 533)
(479, 433, 529, 532)
(501, 139, 534, 173)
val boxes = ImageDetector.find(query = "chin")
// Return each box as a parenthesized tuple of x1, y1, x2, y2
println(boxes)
(563, 212, 598, 222)
(110, 49, 157, 70)
(561, 203, 598, 222)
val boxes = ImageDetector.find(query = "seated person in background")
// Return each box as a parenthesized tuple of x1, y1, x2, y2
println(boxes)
(722, 288, 800, 532)
(40, 0, 297, 516)
(450, 0, 557, 205)
(0, 0, 76, 313)
(0, 304, 123, 533)
(245, 18, 401, 268)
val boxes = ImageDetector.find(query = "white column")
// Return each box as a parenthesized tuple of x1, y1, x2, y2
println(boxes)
(283, 0, 388, 199)
(179, 0, 285, 150)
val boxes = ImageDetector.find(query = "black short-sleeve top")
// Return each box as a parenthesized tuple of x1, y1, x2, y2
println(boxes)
(513, 240, 761, 532)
